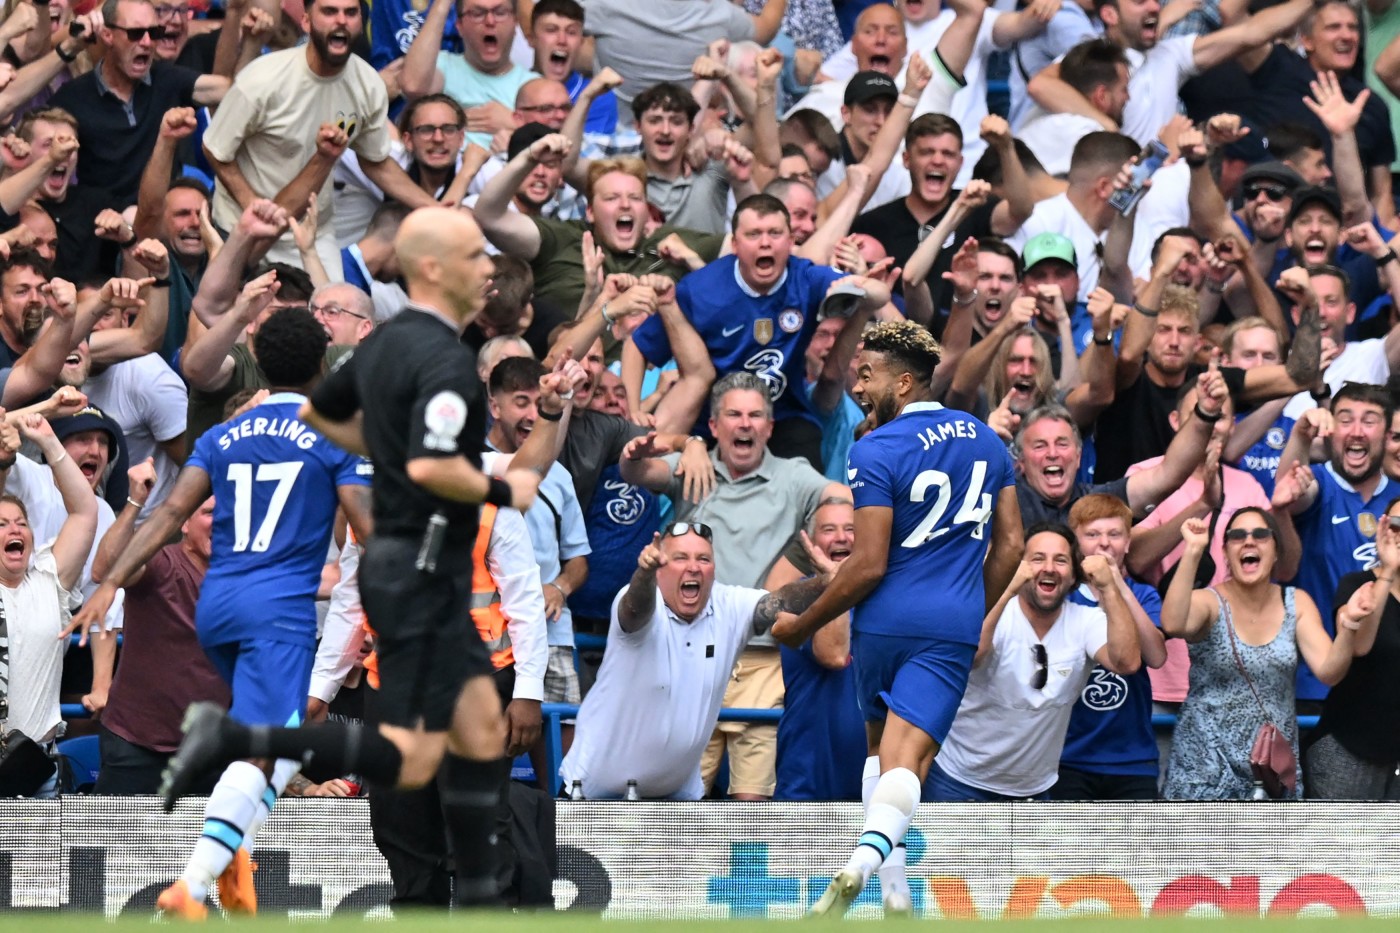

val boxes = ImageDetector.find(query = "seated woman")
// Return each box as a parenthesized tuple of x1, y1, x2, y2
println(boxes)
(1159, 507, 1358, 800)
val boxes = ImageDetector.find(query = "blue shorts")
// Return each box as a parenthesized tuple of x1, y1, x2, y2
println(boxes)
(203, 638, 313, 727)
(852, 631, 975, 746)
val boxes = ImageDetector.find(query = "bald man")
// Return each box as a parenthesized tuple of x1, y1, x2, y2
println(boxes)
(159, 207, 574, 907)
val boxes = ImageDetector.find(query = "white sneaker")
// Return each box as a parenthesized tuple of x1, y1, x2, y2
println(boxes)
(810, 867, 864, 917)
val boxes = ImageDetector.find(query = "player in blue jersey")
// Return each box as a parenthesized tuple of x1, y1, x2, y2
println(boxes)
(774, 321, 1023, 916)
(626, 192, 881, 468)
(1277, 381, 1393, 705)
(69, 308, 373, 920)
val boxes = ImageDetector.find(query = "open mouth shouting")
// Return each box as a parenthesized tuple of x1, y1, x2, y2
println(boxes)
(1340, 438, 1373, 476)
(76, 453, 103, 484)
(1034, 571, 1062, 599)
(612, 211, 637, 242)
(1140, 13, 1159, 45)
(982, 294, 1005, 323)
(1009, 377, 1037, 408)
(42, 162, 71, 197)
(867, 54, 892, 73)
(921, 169, 949, 198)
(1302, 237, 1330, 264)
(545, 47, 570, 76)
(827, 543, 852, 561)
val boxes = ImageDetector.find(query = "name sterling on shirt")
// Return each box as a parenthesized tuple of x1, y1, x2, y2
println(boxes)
(918, 419, 978, 450)
(217, 417, 319, 451)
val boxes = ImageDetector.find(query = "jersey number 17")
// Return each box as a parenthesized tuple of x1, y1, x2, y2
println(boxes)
(228, 461, 304, 553)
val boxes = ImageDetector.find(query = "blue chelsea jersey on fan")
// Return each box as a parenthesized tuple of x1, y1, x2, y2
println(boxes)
(629, 255, 843, 428)
(187, 394, 372, 649)
(1293, 463, 1390, 701)
(848, 402, 1015, 645)
(1232, 412, 1294, 497)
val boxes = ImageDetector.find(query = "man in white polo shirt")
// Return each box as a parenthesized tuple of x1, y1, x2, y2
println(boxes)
(928, 522, 1141, 800)
(559, 522, 835, 800)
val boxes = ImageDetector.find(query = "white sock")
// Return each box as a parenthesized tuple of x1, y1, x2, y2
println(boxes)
(181, 761, 267, 899)
(878, 844, 910, 901)
(242, 758, 299, 852)
(861, 756, 880, 810)
(845, 767, 920, 883)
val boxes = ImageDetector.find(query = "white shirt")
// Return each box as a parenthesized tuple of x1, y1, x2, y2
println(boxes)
(3, 546, 72, 742)
(1007, 191, 1103, 303)
(937, 596, 1108, 797)
(5, 456, 120, 630)
(1284, 338, 1393, 420)
(83, 354, 187, 522)
(1016, 111, 1105, 177)
(1121, 37, 1198, 146)
(1127, 160, 1191, 280)
(560, 582, 765, 799)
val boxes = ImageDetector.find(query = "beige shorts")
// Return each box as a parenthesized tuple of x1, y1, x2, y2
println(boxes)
(700, 646, 784, 798)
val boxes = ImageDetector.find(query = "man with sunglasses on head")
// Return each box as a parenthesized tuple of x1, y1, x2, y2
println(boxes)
(559, 519, 840, 800)
(1277, 381, 1394, 709)
(49, 0, 231, 208)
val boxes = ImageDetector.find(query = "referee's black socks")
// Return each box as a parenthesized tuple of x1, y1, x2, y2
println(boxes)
(441, 754, 510, 907)
(240, 722, 406, 787)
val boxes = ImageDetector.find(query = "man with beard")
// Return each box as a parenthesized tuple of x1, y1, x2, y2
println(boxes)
(401, 0, 534, 149)
(1026, 0, 1314, 146)
(50, 0, 230, 207)
(931, 524, 1140, 800)
(1017, 38, 1129, 178)
(203, 0, 437, 278)
(1277, 383, 1393, 705)
(475, 137, 723, 314)
(773, 321, 1022, 916)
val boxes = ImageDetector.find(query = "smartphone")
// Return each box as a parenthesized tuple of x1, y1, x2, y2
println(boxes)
(1109, 139, 1170, 215)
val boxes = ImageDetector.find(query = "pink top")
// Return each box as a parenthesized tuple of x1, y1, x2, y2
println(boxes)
(1125, 457, 1272, 703)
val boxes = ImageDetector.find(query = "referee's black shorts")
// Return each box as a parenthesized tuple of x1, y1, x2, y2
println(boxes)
(360, 536, 495, 731)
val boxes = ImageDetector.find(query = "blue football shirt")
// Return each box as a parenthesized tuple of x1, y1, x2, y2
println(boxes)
(848, 402, 1016, 645)
(187, 393, 372, 648)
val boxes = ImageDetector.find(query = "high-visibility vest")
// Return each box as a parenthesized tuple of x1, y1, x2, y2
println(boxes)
(471, 504, 513, 671)
(361, 508, 514, 689)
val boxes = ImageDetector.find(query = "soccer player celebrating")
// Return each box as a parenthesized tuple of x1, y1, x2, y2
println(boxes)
(67, 308, 374, 920)
(774, 321, 1022, 916)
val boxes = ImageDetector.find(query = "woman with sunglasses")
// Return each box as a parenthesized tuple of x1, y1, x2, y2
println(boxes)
(1305, 498, 1400, 798)
(1160, 507, 1358, 799)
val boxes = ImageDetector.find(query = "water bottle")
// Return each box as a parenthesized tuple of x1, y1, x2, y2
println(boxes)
(569, 780, 584, 800)
(1249, 780, 1269, 801)
(624, 780, 640, 801)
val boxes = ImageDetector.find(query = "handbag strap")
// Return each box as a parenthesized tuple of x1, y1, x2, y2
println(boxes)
(1217, 586, 1281, 727)
(0, 588, 9, 727)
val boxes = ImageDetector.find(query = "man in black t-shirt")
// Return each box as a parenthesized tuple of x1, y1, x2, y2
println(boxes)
(852, 112, 1033, 309)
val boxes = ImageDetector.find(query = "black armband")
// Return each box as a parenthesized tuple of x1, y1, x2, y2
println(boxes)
(485, 476, 513, 507)
(1193, 402, 1222, 424)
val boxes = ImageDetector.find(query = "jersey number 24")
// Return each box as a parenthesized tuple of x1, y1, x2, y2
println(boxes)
(899, 461, 993, 549)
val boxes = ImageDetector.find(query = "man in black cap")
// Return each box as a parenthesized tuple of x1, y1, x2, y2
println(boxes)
(48, 405, 131, 516)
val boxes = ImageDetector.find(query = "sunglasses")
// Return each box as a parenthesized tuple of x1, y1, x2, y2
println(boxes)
(1388, 515, 1400, 530)
(1225, 527, 1274, 542)
(665, 521, 712, 541)
(1244, 184, 1288, 203)
(112, 24, 169, 40)
(1031, 643, 1048, 690)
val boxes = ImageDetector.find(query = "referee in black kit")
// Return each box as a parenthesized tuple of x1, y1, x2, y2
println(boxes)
(160, 207, 564, 906)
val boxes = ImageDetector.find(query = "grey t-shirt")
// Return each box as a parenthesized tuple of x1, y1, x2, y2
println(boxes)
(562, 408, 649, 513)
(648, 160, 731, 236)
(584, 0, 754, 117)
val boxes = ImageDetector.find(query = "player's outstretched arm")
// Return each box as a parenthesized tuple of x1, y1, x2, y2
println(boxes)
(771, 506, 890, 646)
(981, 486, 1023, 613)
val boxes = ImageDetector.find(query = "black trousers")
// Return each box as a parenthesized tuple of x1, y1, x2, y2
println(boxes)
(1049, 766, 1159, 801)
(94, 725, 220, 796)
(366, 667, 517, 907)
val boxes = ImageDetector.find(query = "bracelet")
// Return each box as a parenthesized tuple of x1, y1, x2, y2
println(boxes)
(897, 93, 919, 108)
(50, 450, 67, 466)
(1133, 301, 1159, 318)
(952, 288, 977, 307)
(537, 406, 564, 422)
(686, 434, 706, 446)
(117, 232, 137, 249)
(55, 43, 77, 63)
(1092, 333, 1113, 346)
(126, 497, 144, 510)
(1341, 616, 1363, 632)
(1193, 402, 1222, 424)
(484, 476, 513, 507)
(1184, 156, 1208, 169)
(545, 581, 567, 599)
(1378, 249, 1398, 267)
(600, 301, 614, 327)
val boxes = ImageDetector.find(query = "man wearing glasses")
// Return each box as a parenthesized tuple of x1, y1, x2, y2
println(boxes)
(559, 520, 839, 800)
(929, 524, 1139, 802)
(50, 0, 231, 207)
(402, 0, 534, 149)
(309, 283, 374, 346)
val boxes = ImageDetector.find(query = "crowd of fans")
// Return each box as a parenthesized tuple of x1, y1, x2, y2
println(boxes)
(2, 0, 1400, 811)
